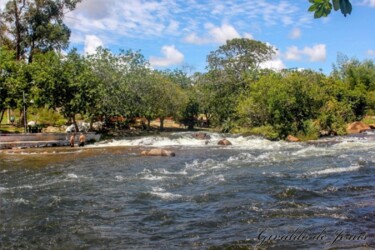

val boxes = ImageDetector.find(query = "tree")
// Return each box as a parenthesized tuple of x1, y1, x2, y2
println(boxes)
(0, 46, 29, 125)
(162, 68, 193, 89)
(193, 72, 214, 127)
(332, 56, 375, 118)
(237, 70, 329, 139)
(308, 0, 352, 18)
(0, 0, 82, 62)
(30, 49, 99, 132)
(203, 38, 275, 127)
(137, 70, 187, 130)
(207, 38, 275, 83)
(87, 47, 150, 126)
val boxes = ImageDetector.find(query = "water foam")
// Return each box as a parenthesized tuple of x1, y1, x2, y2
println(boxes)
(67, 173, 78, 179)
(91, 132, 281, 149)
(307, 164, 361, 176)
(13, 198, 30, 205)
(137, 168, 175, 181)
(150, 187, 182, 200)
(185, 158, 227, 171)
(115, 175, 126, 181)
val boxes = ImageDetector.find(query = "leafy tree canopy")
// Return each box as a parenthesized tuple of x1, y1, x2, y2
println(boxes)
(0, 0, 82, 61)
(308, 0, 352, 18)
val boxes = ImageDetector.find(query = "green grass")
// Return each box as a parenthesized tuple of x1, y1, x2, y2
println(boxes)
(0, 125, 24, 133)
(0, 108, 68, 133)
(362, 116, 375, 125)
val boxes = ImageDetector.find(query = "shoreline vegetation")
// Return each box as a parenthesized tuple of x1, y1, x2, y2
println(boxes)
(1, 114, 374, 151)
(1, 0, 374, 148)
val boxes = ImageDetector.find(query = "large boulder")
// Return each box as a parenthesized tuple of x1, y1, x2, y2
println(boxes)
(346, 122, 371, 134)
(218, 139, 232, 145)
(141, 148, 175, 157)
(286, 135, 300, 142)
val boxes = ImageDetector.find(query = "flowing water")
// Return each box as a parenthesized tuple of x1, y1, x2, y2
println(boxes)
(0, 132, 374, 249)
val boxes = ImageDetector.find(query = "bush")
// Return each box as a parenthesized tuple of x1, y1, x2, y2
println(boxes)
(29, 108, 67, 126)
(297, 120, 320, 141)
(248, 125, 279, 141)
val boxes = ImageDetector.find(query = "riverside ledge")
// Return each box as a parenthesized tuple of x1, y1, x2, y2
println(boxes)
(0, 133, 101, 150)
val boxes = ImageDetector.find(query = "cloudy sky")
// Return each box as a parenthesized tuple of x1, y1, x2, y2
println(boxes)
(2, 0, 375, 73)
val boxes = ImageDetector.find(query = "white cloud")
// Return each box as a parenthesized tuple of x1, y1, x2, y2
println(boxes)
(285, 46, 302, 61)
(207, 23, 241, 44)
(367, 49, 375, 56)
(260, 57, 285, 71)
(84, 35, 104, 54)
(184, 33, 205, 45)
(149, 45, 184, 67)
(243, 33, 254, 40)
(184, 23, 252, 45)
(260, 46, 285, 71)
(65, 0, 307, 48)
(289, 27, 301, 39)
(285, 44, 326, 62)
(0, 1, 6, 11)
(74, 0, 112, 19)
(363, 0, 375, 7)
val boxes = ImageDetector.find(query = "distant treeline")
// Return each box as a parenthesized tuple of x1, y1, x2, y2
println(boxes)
(1, 39, 375, 139)
(1, 1, 374, 139)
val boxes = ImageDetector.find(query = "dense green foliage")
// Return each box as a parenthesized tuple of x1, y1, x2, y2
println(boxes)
(308, 0, 352, 18)
(0, 0, 374, 139)
(1, 39, 375, 136)
(2, 0, 373, 138)
(0, 0, 82, 61)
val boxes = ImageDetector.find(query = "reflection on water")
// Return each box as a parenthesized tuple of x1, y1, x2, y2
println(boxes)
(0, 132, 374, 249)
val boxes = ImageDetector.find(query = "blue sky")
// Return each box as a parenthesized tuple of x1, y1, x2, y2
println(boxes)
(3, 0, 375, 74)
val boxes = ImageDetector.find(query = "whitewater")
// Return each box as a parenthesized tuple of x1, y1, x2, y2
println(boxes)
(0, 132, 374, 249)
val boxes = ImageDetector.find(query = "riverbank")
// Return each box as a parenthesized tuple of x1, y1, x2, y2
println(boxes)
(0, 132, 101, 150)
(1, 120, 373, 150)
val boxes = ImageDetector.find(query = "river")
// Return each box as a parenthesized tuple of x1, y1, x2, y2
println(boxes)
(1, 132, 374, 249)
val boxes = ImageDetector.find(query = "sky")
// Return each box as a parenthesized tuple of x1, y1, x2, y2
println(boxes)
(1, 0, 375, 74)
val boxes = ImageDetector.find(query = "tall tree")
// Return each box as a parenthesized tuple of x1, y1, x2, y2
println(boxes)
(207, 38, 275, 83)
(30, 49, 98, 132)
(0, 46, 29, 125)
(137, 70, 187, 130)
(87, 47, 150, 124)
(0, 0, 82, 62)
(203, 38, 275, 126)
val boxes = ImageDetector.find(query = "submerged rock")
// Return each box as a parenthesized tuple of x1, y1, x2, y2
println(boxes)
(286, 135, 300, 142)
(141, 148, 175, 157)
(218, 139, 232, 145)
(193, 133, 210, 140)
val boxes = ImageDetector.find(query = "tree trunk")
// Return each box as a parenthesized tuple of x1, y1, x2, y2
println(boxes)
(19, 109, 26, 128)
(13, 0, 26, 61)
(7, 109, 11, 123)
(147, 118, 151, 131)
(14, 1, 22, 61)
(0, 109, 5, 125)
(188, 122, 194, 131)
(159, 117, 165, 131)
(72, 115, 79, 132)
(205, 113, 211, 127)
